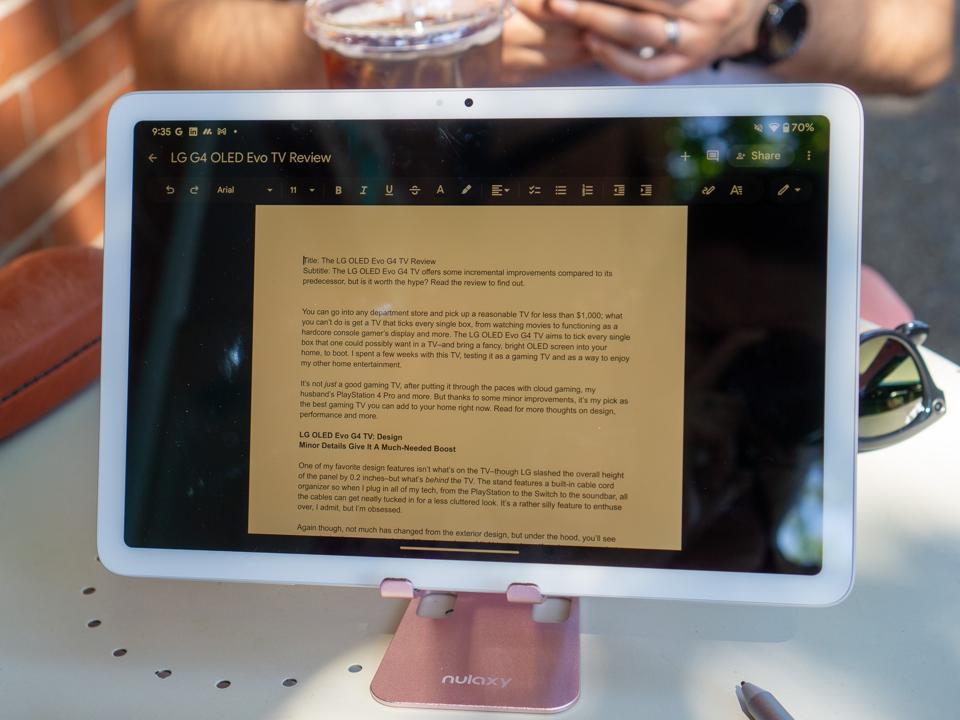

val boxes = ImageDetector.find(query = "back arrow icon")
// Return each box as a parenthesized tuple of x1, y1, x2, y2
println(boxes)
(148, 154, 157, 162)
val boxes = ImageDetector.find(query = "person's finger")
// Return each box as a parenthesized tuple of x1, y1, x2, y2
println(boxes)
(584, 32, 693, 82)
(511, 0, 554, 22)
(550, 0, 670, 48)
(616, 0, 691, 14)
(503, 11, 586, 48)
(503, 13, 589, 55)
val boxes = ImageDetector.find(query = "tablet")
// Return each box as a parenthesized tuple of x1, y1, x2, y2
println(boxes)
(98, 86, 860, 605)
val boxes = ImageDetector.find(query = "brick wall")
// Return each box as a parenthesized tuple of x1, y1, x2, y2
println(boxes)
(0, 0, 135, 265)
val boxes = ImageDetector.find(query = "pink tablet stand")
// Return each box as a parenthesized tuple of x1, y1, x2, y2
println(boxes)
(371, 579, 580, 713)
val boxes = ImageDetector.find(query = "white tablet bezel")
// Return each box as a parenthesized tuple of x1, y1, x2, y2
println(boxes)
(99, 85, 860, 605)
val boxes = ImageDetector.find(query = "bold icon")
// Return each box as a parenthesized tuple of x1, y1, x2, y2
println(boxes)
(706, 150, 720, 162)
(385, 184, 394, 197)
(613, 184, 625, 197)
(289, 185, 297, 194)
(202, 128, 212, 136)
(701, 185, 716, 196)
(753, 123, 764, 134)
(409, 185, 421, 196)
(188, 127, 198, 137)
(217, 128, 227, 136)
(491, 184, 505, 197)
(768, 122, 781, 133)
(730, 185, 743, 196)
(189, 185, 199, 195)
(639, 184, 653, 197)
(335, 185, 343, 195)
(680, 152, 691, 161)
(460, 184, 472, 195)
(581, 183, 594, 197)
(360, 185, 368, 196)
(147, 153, 157, 163)
(164, 184, 175, 195)
(528, 184, 542, 196)
(776, 183, 791, 197)
(436, 184, 445, 195)
(554, 184, 567, 196)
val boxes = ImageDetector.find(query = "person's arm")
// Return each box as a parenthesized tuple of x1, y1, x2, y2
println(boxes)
(547, 0, 954, 96)
(774, 0, 954, 95)
(134, 0, 328, 89)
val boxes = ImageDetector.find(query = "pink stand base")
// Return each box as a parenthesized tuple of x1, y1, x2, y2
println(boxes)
(371, 591, 580, 714)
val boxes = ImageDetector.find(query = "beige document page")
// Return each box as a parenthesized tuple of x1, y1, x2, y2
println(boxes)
(249, 205, 687, 550)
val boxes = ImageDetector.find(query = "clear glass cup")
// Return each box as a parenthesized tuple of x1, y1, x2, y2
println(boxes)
(305, 0, 507, 89)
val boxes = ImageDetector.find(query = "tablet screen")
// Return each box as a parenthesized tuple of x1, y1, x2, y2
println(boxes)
(126, 116, 828, 575)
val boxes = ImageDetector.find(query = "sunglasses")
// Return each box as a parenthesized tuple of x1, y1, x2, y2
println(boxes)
(859, 321, 947, 452)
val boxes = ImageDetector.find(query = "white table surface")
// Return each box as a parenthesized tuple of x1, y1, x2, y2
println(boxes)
(1, 350, 958, 720)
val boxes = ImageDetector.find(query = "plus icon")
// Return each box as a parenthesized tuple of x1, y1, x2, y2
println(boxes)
(680, 152, 691, 161)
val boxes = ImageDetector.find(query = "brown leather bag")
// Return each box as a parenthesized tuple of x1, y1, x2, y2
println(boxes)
(0, 246, 102, 441)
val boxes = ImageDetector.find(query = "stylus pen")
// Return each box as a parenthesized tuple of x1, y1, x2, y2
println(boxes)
(739, 682, 795, 720)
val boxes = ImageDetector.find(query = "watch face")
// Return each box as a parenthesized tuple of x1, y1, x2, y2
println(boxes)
(769, 0, 809, 61)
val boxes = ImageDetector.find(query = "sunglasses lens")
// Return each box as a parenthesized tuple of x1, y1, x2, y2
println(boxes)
(859, 336, 924, 439)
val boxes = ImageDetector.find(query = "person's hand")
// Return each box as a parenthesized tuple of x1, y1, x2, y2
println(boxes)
(547, 0, 768, 82)
(501, 0, 594, 84)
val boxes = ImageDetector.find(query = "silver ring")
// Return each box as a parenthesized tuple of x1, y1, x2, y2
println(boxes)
(664, 18, 680, 48)
(637, 46, 657, 60)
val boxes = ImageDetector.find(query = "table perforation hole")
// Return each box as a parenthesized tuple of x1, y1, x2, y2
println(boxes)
(216, 680, 231, 689)
(112, 648, 127, 657)
(347, 664, 363, 673)
(155, 670, 172, 679)
(81, 586, 96, 595)
(87, 619, 101, 628)
(282, 678, 298, 687)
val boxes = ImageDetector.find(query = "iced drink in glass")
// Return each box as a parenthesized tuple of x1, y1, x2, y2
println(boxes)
(305, 0, 506, 88)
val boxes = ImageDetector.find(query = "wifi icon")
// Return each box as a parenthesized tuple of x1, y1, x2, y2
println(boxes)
(768, 122, 781, 133)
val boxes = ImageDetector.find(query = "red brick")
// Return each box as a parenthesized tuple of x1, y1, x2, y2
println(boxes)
(27, 17, 132, 135)
(0, 132, 84, 244)
(47, 177, 104, 246)
(0, 234, 44, 259)
(0, 0, 61, 85)
(77, 76, 132, 169)
(57, 0, 126, 37)
(0, 93, 28, 166)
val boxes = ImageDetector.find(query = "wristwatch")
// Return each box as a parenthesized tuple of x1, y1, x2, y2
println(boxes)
(730, 0, 809, 66)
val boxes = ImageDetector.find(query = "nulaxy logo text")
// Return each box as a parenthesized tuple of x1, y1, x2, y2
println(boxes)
(441, 674, 513, 689)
